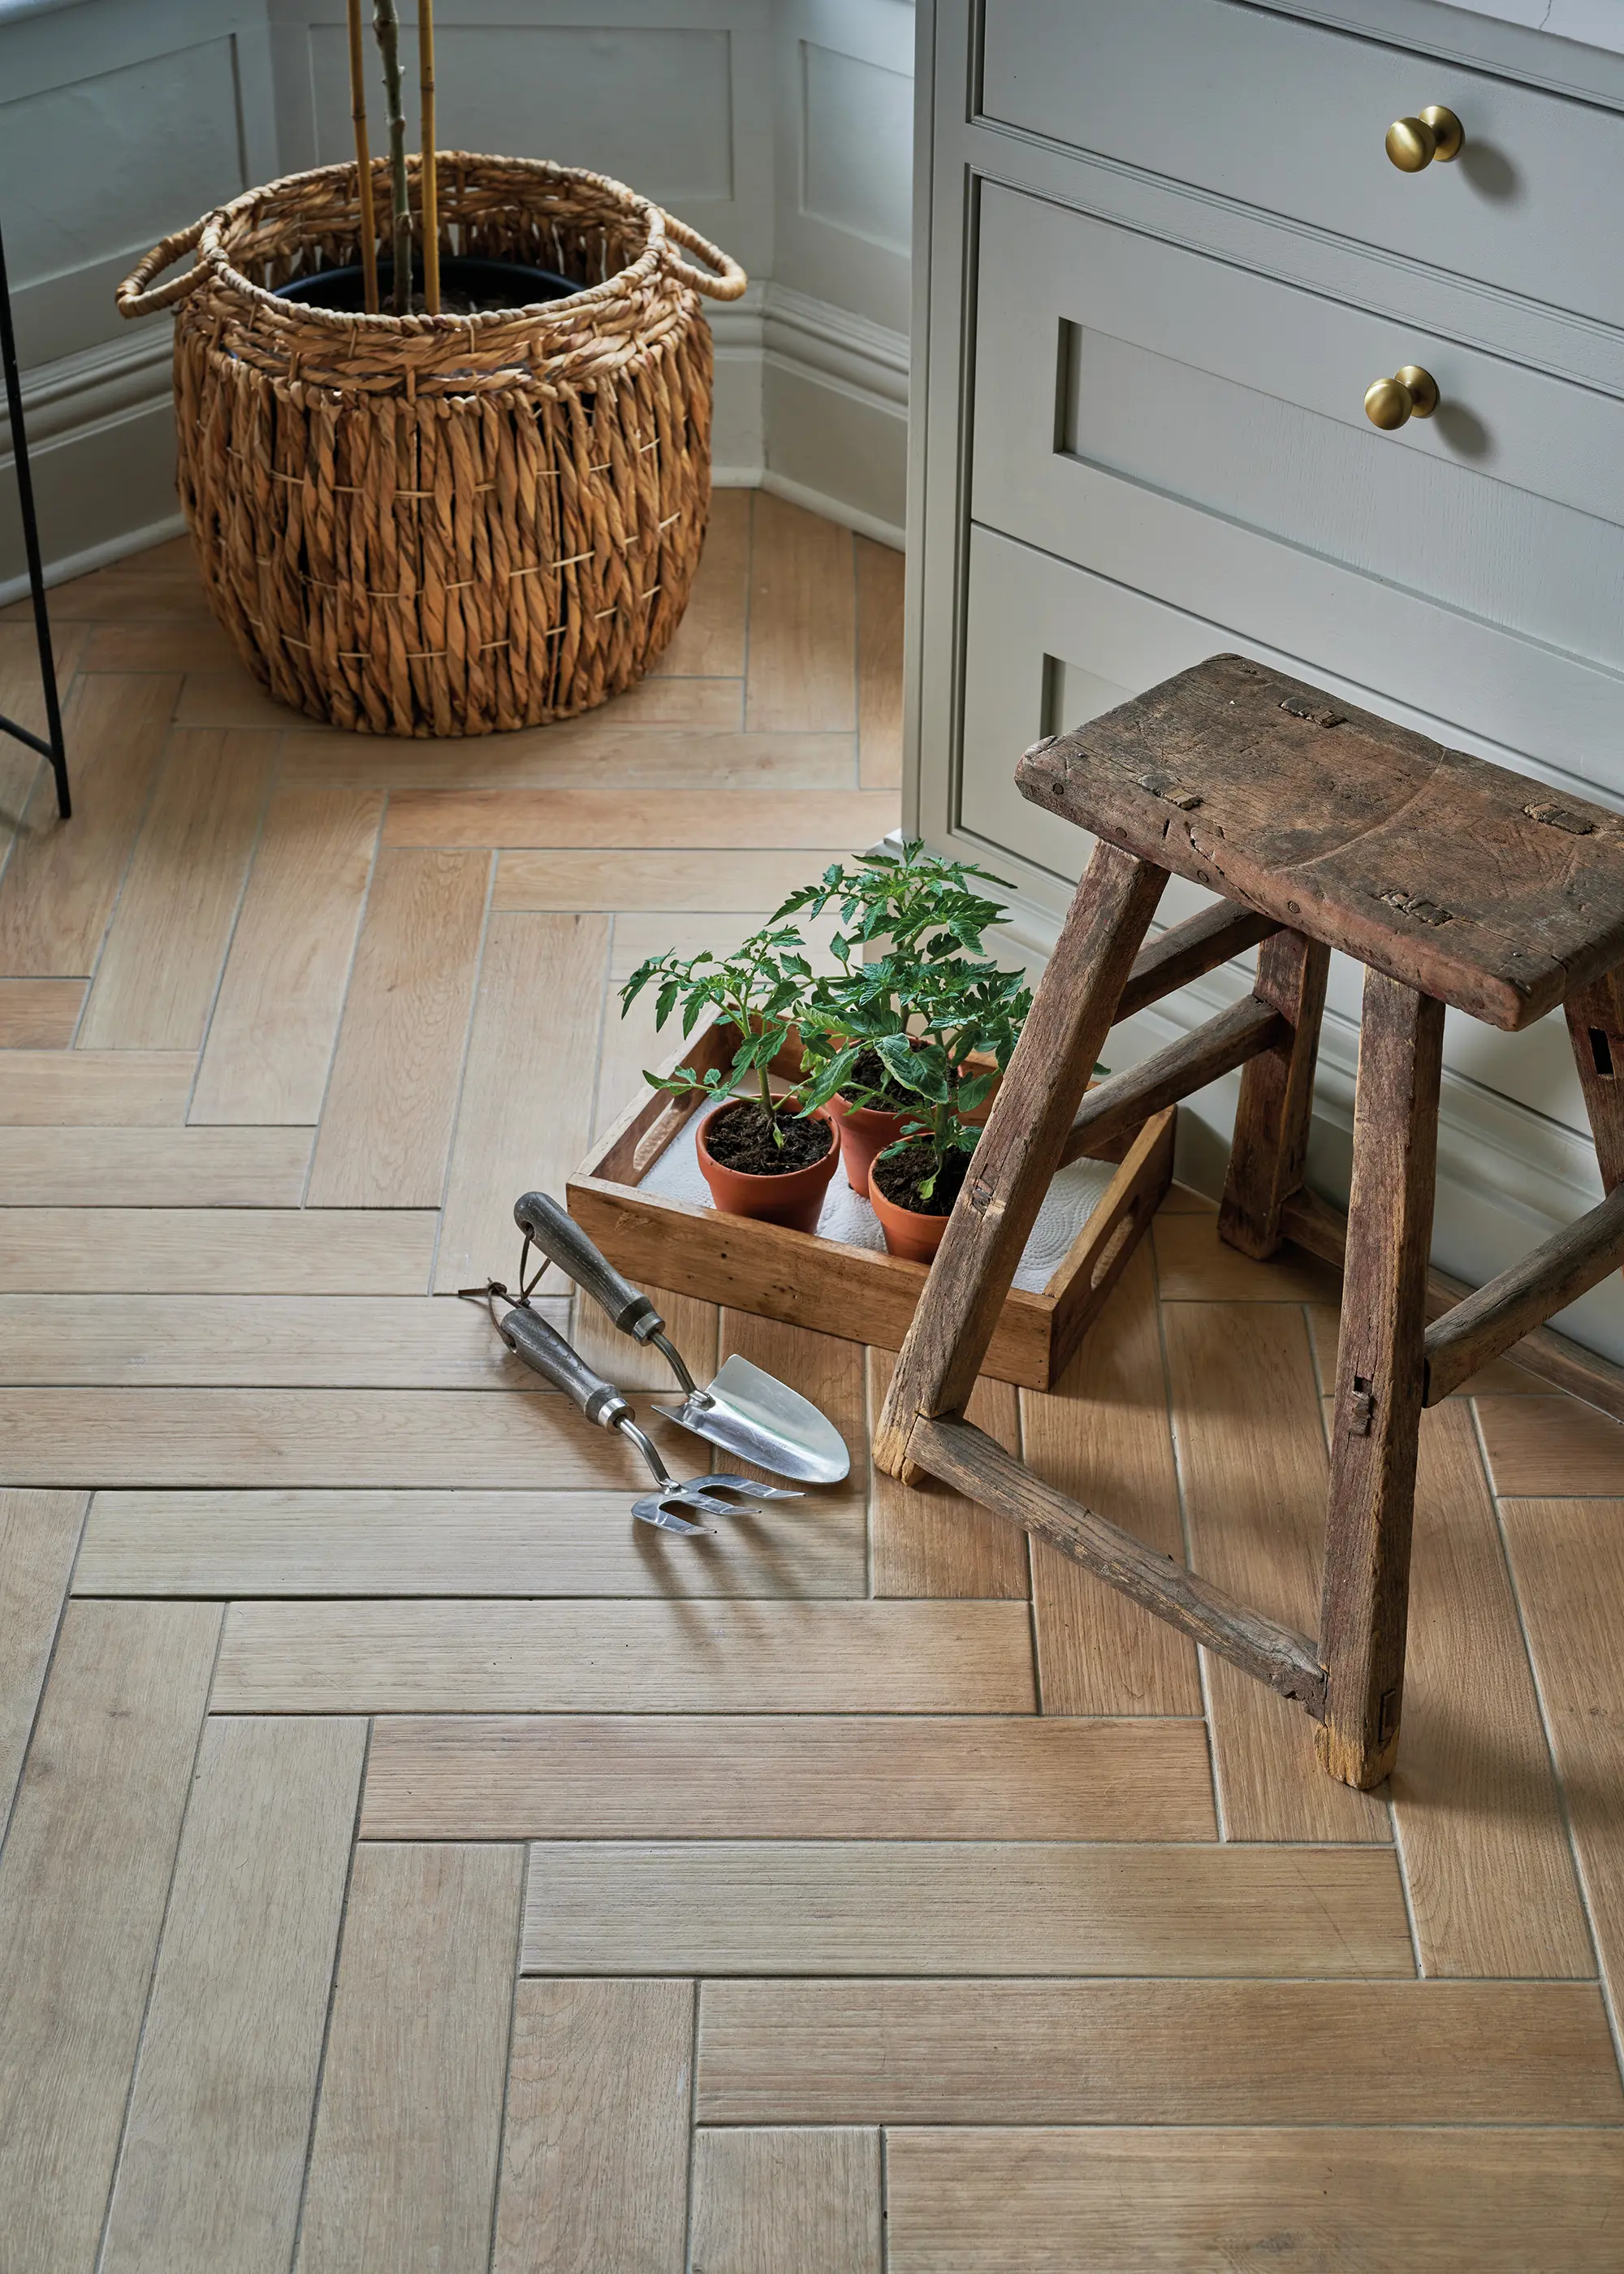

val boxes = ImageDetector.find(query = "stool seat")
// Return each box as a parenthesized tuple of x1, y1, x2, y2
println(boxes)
(1017, 651, 1624, 1031)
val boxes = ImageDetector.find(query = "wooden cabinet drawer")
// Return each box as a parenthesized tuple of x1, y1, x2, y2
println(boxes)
(969, 182, 1624, 799)
(980, 0, 1624, 331)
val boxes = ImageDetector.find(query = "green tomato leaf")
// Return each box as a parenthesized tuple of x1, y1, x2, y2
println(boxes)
(875, 1031, 929, 1093)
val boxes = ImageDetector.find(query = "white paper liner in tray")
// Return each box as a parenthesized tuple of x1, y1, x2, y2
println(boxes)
(640, 1113, 1119, 1293)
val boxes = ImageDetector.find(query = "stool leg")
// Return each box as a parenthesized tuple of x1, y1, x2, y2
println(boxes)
(1218, 931, 1329, 1260)
(1566, 966, 1624, 1193)
(873, 843, 1167, 1478)
(1316, 971, 1445, 1789)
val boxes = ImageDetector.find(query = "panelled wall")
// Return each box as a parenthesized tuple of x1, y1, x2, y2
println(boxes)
(0, 0, 913, 594)
(905, 0, 1624, 1360)
(763, 0, 912, 532)
(0, 0, 279, 589)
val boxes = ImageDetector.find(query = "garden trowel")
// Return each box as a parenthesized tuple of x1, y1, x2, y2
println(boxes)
(490, 1297, 795, 1532)
(512, 1191, 852, 1486)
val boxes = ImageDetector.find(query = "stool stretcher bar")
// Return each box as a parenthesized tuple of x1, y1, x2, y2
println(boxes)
(909, 1413, 1328, 1714)
(1282, 1187, 1624, 1424)
(1061, 995, 1285, 1165)
(1421, 1182, 1624, 1403)
(1112, 902, 1281, 1023)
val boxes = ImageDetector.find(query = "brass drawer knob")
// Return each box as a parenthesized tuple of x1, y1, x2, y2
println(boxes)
(1364, 366, 1440, 430)
(1385, 106, 1465, 170)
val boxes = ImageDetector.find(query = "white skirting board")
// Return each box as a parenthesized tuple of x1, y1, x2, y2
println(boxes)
(2, 284, 907, 601)
(710, 283, 909, 547)
(987, 878, 1624, 1368)
(0, 328, 184, 600)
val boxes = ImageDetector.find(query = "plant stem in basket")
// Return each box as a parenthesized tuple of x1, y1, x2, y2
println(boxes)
(346, 0, 380, 313)
(372, 0, 412, 316)
(419, 0, 439, 314)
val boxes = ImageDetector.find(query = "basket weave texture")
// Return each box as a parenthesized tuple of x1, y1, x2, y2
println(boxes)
(119, 155, 746, 737)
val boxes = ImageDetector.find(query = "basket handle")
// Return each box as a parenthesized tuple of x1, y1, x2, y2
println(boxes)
(659, 211, 748, 302)
(117, 218, 210, 319)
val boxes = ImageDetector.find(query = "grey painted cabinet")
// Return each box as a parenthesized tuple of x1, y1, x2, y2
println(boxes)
(905, 0, 1624, 1355)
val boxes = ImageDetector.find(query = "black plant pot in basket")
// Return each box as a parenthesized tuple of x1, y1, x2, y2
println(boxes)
(274, 255, 577, 315)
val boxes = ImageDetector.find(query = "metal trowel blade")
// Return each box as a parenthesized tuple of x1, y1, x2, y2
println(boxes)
(650, 1352, 851, 1485)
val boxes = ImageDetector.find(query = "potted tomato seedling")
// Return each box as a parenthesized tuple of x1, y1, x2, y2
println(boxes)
(778, 841, 1027, 1197)
(846, 957, 1029, 1260)
(620, 923, 839, 1234)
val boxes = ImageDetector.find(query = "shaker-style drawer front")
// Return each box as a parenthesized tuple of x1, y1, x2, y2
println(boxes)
(969, 183, 1624, 794)
(979, 0, 1624, 331)
(959, 525, 1204, 889)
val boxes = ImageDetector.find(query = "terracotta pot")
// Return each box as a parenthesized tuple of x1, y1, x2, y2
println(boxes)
(830, 1096, 913, 1198)
(832, 1061, 1003, 1196)
(697, 1101, 840, 1234)
(868, 1160, 954, 1265)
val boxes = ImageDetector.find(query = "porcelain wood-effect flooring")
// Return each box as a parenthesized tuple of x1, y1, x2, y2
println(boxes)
(2, 495, 1622, 2272)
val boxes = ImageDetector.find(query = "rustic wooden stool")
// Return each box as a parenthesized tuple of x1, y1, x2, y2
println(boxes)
(875, 651, 1624, 1788)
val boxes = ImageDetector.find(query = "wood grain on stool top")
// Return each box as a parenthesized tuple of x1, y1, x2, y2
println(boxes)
(1018, 651, 1624, 1028)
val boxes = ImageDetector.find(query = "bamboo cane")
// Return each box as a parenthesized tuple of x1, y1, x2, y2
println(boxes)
(419, 0, 440, 314)
(347, 0, 379, 312)
(373, 0, 412, 316)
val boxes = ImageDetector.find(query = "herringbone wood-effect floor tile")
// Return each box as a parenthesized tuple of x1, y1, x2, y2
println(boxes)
(0, 505, 1618, 2274)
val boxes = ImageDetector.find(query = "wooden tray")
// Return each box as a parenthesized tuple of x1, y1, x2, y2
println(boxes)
(567, 1016, 1173, 1390)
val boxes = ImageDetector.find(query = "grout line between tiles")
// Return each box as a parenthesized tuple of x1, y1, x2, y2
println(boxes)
(879, 2119, 891, 2273)
(482, 1839, 529, 2274)
(297, 793, 388, 1208)
(93, 1600, 228, 2274)
(288, 1712, 374, 2271)
(71, 698, 177, 1020)
(179, 737, 283, 1120)
(1477, 1393, 1624, 2084)
(421, 848, 500, 1289)
(0, 1489, 93, 1866)
(1151, 1215, 1224, 1838)
(683, 1974, 703, 2274)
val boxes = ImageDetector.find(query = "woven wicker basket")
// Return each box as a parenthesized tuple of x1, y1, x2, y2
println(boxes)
(118, 155, 746, 737)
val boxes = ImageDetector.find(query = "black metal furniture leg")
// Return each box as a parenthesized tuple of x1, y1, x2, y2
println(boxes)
(0, 218, 71, 820)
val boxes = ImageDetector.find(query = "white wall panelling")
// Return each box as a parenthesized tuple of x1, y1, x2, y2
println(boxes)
(0, 0, 279, 588)
(0, 0, 914, 597)
(907, 0, 1624, 1359)
(772, 0, 914, 322)
(764, 0, 914, 532)
(266, 1, 777, 283)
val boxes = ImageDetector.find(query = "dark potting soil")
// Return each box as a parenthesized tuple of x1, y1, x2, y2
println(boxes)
(704, 1100, 834, 1177)
(840, 1045, 922, 1116)
(871, 1141, 969, 1217)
